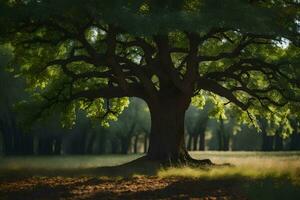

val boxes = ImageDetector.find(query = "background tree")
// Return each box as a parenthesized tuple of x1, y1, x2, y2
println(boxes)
(231, 125, 262, 151)
(185, 102, 211, 151)
(109, 98, 150, 154)
(290, 117, 300, 150)
(0, 45, 34, 155)
(0, 0, 299, 163)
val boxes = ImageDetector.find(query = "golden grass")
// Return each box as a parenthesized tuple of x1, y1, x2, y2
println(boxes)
(158, 152, 300, 184)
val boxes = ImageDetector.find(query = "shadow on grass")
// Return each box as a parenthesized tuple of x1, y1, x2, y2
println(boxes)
(1, 171, 300, 199)
(0, 176, 244, 200)
(1, 157, 300, 200)
(243, 177, 300, 200)
(0, 156, 161, 178)
(88, 178, 243, 199)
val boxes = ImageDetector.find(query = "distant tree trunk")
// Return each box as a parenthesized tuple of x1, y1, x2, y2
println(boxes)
(0, 130, 3, 154)
(53, 137, 62, 155)
(199, 131, 205, 151)
(10, 117, 19, 154)
(192, 135, 198, 151)
(223, 132, 230, 151)
(134, 134, 139, 153)
(274, 130, 283, 151)
(262, 132, 274, 151)
(187, 135, 192, 151)
(1, 122, 14, 155)
(143, 135, 148, 153)
(1, 116, 21, 155)
(290, 132, 300, 150)
(120, 135, 131, 154)
(111, 138, 119, 154)
(85, 132, 96, 154)
(38, 138, 54, 155)
(22, 134, 34, 155)
(120, 124, 136, 154)
(198, 119, 208, 151)
(217, 118, 224, 151)
(98, 132, 107, 154)
(259, 118, 274, 151)
(290, 120, 300, 150)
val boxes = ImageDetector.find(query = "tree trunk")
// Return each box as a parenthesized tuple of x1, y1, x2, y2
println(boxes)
(290, 120, 300, 150)
(38, 138, 54, 155)
(120, 135, 131, 154)
(193, 135, 198, 151)
(187, 135, 192, 151)
(199, 131, 205, 151)
(143, 135, 148, 153)
(53, 137, 62, 155)
(217, 118, 224, 151)
(223, 134, 230, 151)
(111, 138, 119, 154)
(146, 96, 192, 163)
(134, 134, 139, 153)
(262, 132, 274, 151)
(290, 131, 300, 150)
(98, 132, 107, 154)
(22, 134, 34, 155)
(274, 130, 283, 151)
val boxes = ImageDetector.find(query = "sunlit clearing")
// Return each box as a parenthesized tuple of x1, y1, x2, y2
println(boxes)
(158, 152, 300, 184)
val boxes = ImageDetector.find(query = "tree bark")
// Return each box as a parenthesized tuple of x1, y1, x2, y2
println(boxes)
(146, 96, 201, 163)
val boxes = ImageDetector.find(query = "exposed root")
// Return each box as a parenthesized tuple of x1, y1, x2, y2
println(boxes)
(146, 155, 215, 168)
(145, 154, 233, 168)
(188, 158, 214, 166)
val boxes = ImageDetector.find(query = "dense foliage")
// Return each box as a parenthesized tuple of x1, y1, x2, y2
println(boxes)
(0, 0, 299, 161)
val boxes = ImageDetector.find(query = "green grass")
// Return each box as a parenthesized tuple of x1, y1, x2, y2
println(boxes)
(1, 152, 300, 200)
(158, 151, 300, 200)
(159, 151, 300, 180)
(0, 154, 143, 170)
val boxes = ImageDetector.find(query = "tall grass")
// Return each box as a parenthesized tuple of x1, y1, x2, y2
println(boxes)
(159, 151, 300, 181)
(158, 151, 300, 200)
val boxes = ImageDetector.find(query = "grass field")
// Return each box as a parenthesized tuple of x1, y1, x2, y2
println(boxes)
(1, 151, 300, 200)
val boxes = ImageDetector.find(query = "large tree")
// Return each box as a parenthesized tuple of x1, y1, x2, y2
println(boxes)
(0, 0, 299, 163)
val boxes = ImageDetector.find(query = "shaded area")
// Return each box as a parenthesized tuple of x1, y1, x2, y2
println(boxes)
(0, 156, 161, 178)
(0, 176, 246, 200)
(1, 153, 300, 200)
(2, 174, 300, 200)
(244, 178, 300, 200)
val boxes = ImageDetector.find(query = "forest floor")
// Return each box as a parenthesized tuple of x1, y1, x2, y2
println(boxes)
(0, 175, 248, 200)
(1, 152, 300, 200)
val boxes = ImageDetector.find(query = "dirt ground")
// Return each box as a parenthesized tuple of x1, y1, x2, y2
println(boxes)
(0, 176, 247, 200)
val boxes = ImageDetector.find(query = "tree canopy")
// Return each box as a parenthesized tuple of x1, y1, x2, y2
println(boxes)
(0, 0, 300, 161)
